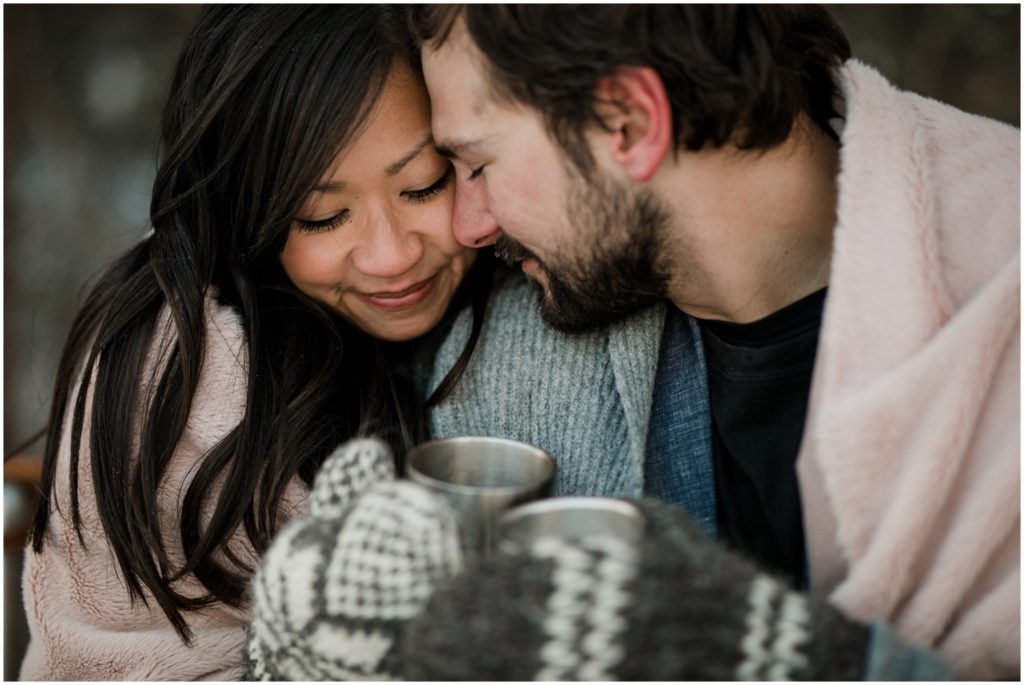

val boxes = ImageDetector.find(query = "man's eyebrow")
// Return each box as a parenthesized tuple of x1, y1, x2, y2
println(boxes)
(435, 138, 484, 160)
(385, 134, 434, 176)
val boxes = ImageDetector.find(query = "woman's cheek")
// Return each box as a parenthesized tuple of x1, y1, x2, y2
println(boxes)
(421, 200, 463, 254)
(282, 234, 350, 290)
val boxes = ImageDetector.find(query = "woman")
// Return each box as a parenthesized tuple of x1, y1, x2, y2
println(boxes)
(20, 6, 489, 680)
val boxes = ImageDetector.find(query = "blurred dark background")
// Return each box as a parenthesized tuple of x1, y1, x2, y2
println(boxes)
(3, 4, 1020, 680)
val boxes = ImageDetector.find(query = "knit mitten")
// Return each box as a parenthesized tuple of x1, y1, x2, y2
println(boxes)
(243, 439, 464, 681)
(400, 497, 869, 681)
(308, 438, 398, 520)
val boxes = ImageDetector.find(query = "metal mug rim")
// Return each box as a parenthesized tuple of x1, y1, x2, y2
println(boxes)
(406, 436, 556, 497)
(496, 496, 645, 554)
(497, 496, 644, 530)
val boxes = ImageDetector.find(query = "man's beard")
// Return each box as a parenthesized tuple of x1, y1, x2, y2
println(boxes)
(495, 170, 672, 334)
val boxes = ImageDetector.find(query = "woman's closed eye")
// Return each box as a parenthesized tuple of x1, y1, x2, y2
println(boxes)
(293, 166, 452, 234)
(402, 165, 454, 203)
(295, 208, 350, 234)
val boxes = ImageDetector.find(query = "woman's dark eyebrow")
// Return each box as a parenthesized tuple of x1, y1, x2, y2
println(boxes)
(312, 134, 436, 193)
(313, 180, 345, 193)
(386, 133, 434, 176)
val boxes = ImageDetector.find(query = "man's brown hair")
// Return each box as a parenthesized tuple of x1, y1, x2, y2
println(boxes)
(410, 5, 851, 170)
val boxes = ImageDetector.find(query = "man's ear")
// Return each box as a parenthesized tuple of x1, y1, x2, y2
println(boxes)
(593, 66, 673, 182)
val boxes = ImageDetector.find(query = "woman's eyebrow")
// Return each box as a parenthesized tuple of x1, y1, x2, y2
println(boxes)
(313, 180, 345, 193)
(386, 133, 434, 176)
(311, 133, 436, 193)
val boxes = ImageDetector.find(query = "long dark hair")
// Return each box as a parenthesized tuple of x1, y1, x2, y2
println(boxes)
(29, 5, 491, 643)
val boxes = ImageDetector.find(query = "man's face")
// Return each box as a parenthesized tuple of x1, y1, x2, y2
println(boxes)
(422, 22, 671, 332)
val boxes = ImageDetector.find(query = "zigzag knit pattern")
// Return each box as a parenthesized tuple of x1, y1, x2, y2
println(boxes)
(400, 498, 869, 681)
(243, 440, 464, 680)
(529, 537, 639, 681)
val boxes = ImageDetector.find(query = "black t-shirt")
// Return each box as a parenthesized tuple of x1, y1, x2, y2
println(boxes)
(697, 288, 827, 589)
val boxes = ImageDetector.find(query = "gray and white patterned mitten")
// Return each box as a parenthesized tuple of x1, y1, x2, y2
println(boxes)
(400, 498, 870, 681)
(244, 439, 464, 681)
(308, 438, 398, 520)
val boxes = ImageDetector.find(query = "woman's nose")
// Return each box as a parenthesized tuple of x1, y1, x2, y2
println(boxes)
(452, 175, 500, 248)
(351, 209, 424, 278)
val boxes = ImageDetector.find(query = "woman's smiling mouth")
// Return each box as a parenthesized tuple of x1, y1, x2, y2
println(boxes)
(358, 274, 438, 310)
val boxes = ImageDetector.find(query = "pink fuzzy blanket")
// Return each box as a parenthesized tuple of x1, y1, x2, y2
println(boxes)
(797, 61, 1020, 680)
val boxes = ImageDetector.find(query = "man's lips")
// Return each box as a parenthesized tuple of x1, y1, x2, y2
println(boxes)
(520, 256, 540, 276)
(358, 275, 437, 310)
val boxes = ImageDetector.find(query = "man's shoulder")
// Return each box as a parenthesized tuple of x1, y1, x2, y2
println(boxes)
(838, 60, 1019, 305)
(842, 59, 1018, 166)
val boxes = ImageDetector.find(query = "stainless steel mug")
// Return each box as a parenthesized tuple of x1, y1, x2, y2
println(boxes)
(406, 436, 557, 555)
(497, 497, 645, 555)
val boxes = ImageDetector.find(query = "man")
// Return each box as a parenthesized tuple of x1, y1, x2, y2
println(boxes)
(411, 5, 1018, 680)
(242, 6, 1017, 681)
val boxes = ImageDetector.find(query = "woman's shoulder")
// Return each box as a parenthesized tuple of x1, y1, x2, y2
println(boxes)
(40, 292, 254, 566)
(127, 291, 249, 469)
(145, 290, 247, 373)
(202, 292, 248, 389)
(184, 292, 249, 446)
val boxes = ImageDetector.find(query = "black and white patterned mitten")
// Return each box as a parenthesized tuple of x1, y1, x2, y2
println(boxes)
(400, 498, 870, 681)
(243, 438, 464, 681)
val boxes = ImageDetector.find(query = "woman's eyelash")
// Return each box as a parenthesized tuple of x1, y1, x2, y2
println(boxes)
(295, 209, 350, 233)
(468, 165, 486, 180)
(404, 166, 454, 202)
(294, 167, 453, 232)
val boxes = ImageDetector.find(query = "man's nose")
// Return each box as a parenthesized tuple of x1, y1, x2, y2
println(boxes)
(452, 175, 500, 248)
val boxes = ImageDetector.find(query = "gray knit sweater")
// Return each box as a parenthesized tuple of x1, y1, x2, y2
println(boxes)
(424, 270, 667, 498)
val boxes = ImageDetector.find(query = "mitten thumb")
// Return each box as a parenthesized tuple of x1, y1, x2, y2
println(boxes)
(309, 437, 396, 520)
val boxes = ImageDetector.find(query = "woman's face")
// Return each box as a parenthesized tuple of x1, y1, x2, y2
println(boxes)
(280, 62, 476, 342)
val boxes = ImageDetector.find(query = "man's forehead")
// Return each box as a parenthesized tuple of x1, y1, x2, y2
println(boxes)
(422, 26, 495, 151)
(422, 20, 480, 92)
(423, 15, 475, 66)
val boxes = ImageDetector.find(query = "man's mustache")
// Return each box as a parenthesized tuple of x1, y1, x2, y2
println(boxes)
(493, 234, 535, 266)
